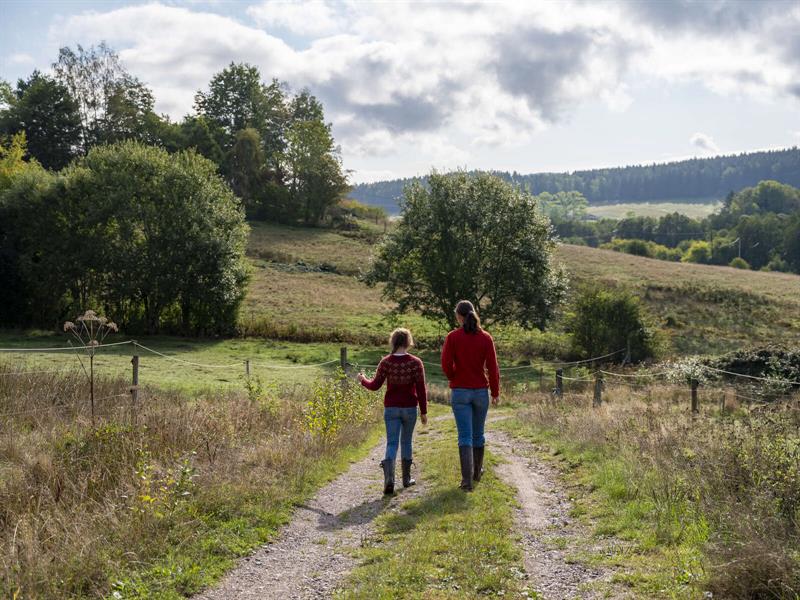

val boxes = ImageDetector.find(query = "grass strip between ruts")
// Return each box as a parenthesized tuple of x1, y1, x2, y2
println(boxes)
(338, 408, 532, 599)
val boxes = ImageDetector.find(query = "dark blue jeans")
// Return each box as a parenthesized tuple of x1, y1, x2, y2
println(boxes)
(384, 407, 417, 461)
(451, 388, 490, 448)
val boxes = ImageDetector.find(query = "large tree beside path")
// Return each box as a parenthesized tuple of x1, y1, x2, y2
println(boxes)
(366, 171, 567, 330)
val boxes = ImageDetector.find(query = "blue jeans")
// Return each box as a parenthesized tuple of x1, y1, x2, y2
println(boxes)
(451, 388, 490, 448)
(384, 407, 417, 461)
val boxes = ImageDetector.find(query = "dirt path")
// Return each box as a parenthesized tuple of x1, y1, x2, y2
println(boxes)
(487, 430, 620, 599)
(195, 439, 426, 600)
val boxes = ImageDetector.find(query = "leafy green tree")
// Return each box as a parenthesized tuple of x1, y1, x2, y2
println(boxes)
(566, 286, 656, 363)
(2, 141, 249, 333)
(654, 212, 703, 247)
(194, 63, 274, 146)
(682, 240, 712, 264)
(227, 127, 266, 215)
(366, 171, 567, 329)
(0, 72, 81, 170)
(0, 134, 49, 325)
(783, 214, 800, 273)
(283, 119, 348, 225)
(179, 116, 225, 165)
(735, 213, 785, 269)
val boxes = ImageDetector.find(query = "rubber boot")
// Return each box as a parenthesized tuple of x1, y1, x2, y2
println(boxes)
(380, 459, 395, 495)
(473, 446, 485, 483)
(459, 446, 474, 491)
(401, 459, 416, 488)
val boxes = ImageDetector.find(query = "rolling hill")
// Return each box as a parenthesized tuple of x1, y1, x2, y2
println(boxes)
(349, 147, 800, 213)
(243, 223, 800, 356)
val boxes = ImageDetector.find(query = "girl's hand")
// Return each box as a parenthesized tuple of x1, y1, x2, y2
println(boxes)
(491, 396, 500, 407)
(420, 413, 428, 425)
(356, 372, 365, 383)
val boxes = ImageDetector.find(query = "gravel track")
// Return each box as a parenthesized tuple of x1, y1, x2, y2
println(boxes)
(487, 430, 623, 599)
(194, 439, 426, 600)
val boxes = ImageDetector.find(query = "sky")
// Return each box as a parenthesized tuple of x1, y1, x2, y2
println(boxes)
(1, 0, 798, 183)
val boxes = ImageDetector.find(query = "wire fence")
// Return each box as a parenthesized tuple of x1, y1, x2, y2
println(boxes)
(1, 340, 798, 434)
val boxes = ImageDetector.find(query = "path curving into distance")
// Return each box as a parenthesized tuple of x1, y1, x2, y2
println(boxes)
(196, 415, 622, 599)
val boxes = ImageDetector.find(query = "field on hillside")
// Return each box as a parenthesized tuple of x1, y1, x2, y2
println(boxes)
(559, 244, 800, 353)
(244, 222, 800, 356)
(587, 200, 720, 219)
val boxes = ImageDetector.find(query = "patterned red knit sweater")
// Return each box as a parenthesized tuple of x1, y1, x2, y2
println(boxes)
(360, 353, 428, 414)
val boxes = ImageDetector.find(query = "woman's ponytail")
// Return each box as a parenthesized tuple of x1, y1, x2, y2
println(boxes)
(455, 300, 481, 334)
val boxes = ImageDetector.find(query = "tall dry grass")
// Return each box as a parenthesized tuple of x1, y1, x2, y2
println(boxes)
(0, 364, 378, 598)
(514, 384, 800, 599)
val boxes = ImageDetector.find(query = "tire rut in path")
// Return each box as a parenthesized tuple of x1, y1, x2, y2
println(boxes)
(487, 430, 621, 599)
(194, 440, 426, 600)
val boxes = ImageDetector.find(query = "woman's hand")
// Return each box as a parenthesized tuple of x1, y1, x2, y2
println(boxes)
(420, 413, 428, 425)
(491, 396, 500, 407)
(356, 372, 366, 383)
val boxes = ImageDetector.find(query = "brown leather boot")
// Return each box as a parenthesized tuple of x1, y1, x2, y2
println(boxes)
(459, 446, 473, 491)
(473, 446, 485, 483)
(401, 459, 415, 488)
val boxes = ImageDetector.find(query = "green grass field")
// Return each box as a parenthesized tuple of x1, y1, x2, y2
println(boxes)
(586, 200, 720, 220)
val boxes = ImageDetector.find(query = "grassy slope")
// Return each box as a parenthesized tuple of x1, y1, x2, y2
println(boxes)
(558, 244, 800, 354)
(246, 222, 800, 356)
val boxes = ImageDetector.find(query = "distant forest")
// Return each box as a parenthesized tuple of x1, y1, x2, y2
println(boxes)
(350, 147, 800, 212)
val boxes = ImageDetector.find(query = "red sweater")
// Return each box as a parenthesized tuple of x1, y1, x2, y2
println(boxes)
(360, 354, 428, 414)
(441, 328, 500, 397)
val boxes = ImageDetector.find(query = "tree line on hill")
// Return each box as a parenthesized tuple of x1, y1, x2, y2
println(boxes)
(544, 180, 800, 273)
(0, 43, 351, 333)
(349, 147, 800, 211)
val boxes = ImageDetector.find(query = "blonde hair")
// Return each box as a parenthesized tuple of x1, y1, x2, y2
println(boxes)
(389, 328, 414, 353)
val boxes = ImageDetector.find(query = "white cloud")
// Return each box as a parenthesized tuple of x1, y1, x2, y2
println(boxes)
(50, 1, 800, 170)
(247, 1, 343, 36)
(690, 132, 720, 155)
(7, 52, 35, 66)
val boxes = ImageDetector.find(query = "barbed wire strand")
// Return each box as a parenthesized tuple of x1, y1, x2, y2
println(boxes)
(701, 365, 800, 386)
(0, 340, 135, 353)
(132, 342, 246, 369)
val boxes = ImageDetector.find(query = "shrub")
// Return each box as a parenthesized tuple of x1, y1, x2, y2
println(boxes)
(600, 238, 681, 261)
(682, 240, 712, 264)
(304, 369, 376, 442)
(566, 286, 657, 363)
(729, 256, 751, 269)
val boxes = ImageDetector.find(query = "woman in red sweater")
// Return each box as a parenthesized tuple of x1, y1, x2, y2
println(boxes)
(441, 300, 500, 491)
(358, 328, 428, 495)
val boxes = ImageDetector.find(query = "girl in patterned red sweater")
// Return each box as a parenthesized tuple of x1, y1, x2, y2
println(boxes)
(358, 328, 428, 495)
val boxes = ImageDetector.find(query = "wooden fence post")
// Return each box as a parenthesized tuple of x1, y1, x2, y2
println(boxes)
(130, 355, 139, 412)
(340, 346, 348, 373)
(593, 372, 603, 407)
(245, 359, 251, 378)
(720, 391, 726, 414)
(691, 379, 699, 414)
(555, 368, 563, 397)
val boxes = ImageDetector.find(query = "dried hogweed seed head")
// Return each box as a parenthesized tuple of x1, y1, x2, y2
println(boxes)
(63, 321, 75, 332)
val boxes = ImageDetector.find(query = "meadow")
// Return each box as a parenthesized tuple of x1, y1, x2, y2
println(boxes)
(586, 200, 720, 220)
